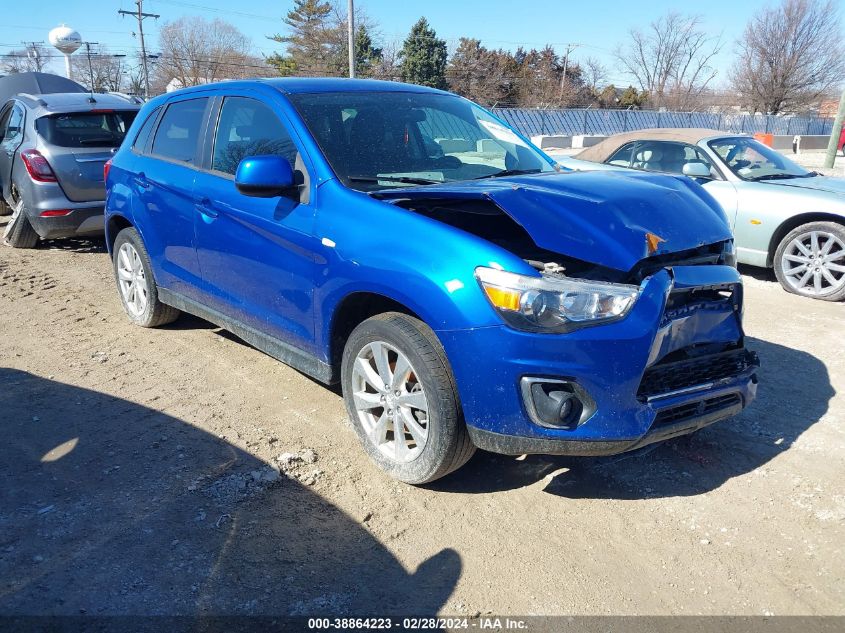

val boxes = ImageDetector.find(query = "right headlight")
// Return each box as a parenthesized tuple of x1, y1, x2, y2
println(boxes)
(475, 266, 640, 333)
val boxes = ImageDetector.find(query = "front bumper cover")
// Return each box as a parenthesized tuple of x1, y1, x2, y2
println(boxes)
(436, 265, 759, 456)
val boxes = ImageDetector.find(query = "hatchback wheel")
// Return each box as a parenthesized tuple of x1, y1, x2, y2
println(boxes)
(774, 221, 845, 301)
(341, 312, 475, 484)
(112, 227, 181, 327)
(3, 200, 39, 249)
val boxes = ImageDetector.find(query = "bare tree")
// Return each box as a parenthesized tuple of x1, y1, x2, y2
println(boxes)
(71, 47, 127, 92)
(615, 12, 722, 110)
(154, 16, 266, 90)
(731, 0, 845, 114)
(0, 43, 51, 74)
(581, 56, 607, 93)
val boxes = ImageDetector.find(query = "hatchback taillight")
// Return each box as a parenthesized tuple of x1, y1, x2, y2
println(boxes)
(20, 149, 57, 182)
(104, 158, 112, 183)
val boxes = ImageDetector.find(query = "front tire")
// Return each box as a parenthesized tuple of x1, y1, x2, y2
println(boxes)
(112, 227, 180, 327)
(341, 312, 475, 484)
(3, 200, 39, 249)
(774, 221, 845, 301)
(0, 197, 11, 216)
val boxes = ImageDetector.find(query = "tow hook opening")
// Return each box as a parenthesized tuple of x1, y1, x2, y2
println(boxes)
(520, 377, 597, 430)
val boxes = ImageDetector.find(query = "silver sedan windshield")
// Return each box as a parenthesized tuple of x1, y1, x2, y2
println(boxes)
(708, 137, 812, 181)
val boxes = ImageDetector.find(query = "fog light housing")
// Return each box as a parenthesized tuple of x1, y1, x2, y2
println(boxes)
(520, 377, 596, 430)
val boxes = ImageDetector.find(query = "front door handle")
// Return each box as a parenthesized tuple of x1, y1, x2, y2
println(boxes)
(194, 197, 218, 219)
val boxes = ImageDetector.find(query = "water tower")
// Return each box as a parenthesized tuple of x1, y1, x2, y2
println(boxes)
(48, 25, 82, 80)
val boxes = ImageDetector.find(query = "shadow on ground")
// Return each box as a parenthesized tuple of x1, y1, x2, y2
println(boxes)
(431, 336, 833, 498)
(0, 369, 459, 616)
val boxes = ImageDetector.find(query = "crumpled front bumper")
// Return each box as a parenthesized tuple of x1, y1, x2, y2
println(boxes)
(436, 265, 759, 455)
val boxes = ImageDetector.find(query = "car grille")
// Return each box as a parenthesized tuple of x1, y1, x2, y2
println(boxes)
(652, 393, 742, 427)
(637, 349, 753, 400)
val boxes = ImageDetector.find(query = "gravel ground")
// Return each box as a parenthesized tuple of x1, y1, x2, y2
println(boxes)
(0, 228, 843, 617)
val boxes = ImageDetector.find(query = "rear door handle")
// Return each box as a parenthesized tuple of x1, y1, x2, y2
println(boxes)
(133, 174, 151, 189)
(194, 197, 218, 219)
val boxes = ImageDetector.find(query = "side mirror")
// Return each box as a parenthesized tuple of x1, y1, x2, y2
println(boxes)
(235, 155, 296, 198)
(682, 162, 711, 179)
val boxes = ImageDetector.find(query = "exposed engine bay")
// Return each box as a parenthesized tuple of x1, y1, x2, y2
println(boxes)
(386, 196, 728, 284)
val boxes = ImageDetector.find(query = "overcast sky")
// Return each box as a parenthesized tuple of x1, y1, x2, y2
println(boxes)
(0, 0, 837, 89)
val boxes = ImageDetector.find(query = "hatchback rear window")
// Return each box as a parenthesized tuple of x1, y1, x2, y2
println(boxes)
(36, 111, 137, 148)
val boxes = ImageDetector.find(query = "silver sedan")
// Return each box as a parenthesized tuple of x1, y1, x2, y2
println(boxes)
(555, 128, 845, 301)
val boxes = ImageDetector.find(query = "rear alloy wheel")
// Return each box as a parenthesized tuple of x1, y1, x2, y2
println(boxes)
(341, 312, 475, 484)
(2, 200, 39, 249)
(112, 227, 180, 327)
(774, 221, 845, 301)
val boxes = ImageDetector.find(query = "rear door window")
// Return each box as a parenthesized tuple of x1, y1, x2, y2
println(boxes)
(151, 98, 209, 164)
(36, 111, 137, 148)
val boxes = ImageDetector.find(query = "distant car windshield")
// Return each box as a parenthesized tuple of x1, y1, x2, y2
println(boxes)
(287, 91, 555, 191)
(708, 137, 811, 181)
(36, 110, 137, 148)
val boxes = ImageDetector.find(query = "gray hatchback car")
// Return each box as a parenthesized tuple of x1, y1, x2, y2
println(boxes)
(0, 92, 140, 248)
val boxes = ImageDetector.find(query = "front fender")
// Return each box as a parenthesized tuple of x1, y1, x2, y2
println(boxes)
(312, 182, 534, 359)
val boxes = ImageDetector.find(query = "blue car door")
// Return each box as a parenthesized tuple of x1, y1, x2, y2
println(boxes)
(192, 93, 318, 354)
(131, 95, 211, 299)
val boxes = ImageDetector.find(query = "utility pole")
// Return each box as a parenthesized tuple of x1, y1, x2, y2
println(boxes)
(347, 0, 355, 78)
(118, 0, 159, 98)
(83, 42, 99, 92)
(21, 41, 46, 72)
(558, 43, 578, 103)
(823, 87, 845, 169)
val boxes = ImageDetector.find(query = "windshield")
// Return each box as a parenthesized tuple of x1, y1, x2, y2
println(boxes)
(708, 137, 811, 181)
(36, 110, 137, 148)
(287, 91, 556, 191)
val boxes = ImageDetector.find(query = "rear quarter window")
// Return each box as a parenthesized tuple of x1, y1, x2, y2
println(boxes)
(35, 111, 137, 148)
(132, 106, 162, 153)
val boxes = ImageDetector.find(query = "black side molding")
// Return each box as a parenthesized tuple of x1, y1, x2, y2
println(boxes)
(158, 288, 335, 385)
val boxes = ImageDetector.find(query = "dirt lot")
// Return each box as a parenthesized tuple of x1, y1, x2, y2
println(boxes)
(1, 229, 843, 618)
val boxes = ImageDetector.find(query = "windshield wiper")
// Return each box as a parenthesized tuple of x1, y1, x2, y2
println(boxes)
(473, 168, 542, 180)
(347, 175, 442, 186)
(749, 172, 816, 181)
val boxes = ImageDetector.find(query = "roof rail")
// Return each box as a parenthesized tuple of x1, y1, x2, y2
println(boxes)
(106, 91, 145, 105)
(16, 93, 48, 107)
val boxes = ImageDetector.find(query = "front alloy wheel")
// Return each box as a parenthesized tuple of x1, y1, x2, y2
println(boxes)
(775, 221, 845, 301)
(351, 340, 430, 464)
(341, 312, 476, 484)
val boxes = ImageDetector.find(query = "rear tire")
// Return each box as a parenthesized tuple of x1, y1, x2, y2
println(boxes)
(112, 227, 180, 327)
(341, 312, 475, 484)
(0, 197, 11, 216)
(773, 221, 845, 302)
(3, 200, 39, 249)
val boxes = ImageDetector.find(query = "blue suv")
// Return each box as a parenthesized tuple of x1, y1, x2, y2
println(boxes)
(105, 79, 758, 483)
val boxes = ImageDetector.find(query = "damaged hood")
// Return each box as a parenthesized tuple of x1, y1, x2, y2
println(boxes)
(374, 170, 731, 272)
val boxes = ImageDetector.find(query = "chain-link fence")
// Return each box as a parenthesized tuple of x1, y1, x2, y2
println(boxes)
(491, 108, 835, 137)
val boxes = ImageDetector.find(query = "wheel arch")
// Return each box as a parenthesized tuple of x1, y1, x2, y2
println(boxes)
(105, 213, 134, 255)
(766, 212, 845, 267)
(327, 291, 427, 375)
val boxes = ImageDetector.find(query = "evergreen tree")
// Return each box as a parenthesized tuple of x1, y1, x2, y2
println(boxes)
(354, 24, 382, 76)
(268, 0, 337, 75)
(398, 18, 447, 89)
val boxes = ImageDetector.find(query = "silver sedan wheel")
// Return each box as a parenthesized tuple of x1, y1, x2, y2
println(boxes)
(781, 230, 845, 296)
(116, 242, 149, 317)
(351, 340, 430, 464)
